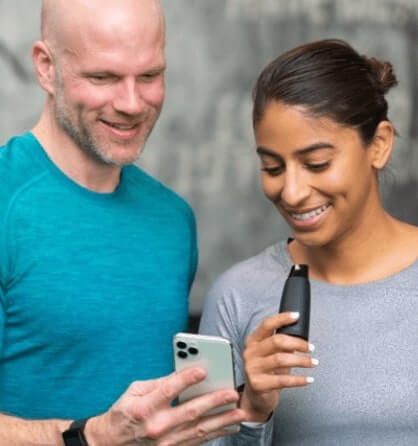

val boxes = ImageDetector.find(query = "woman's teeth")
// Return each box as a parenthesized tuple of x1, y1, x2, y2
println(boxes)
(291, 204, 329, 221)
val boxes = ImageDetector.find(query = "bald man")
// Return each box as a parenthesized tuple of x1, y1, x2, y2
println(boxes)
(0, 1, 246, 444)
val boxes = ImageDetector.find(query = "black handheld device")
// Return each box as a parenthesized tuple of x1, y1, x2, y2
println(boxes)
(276, 264, 311, 340)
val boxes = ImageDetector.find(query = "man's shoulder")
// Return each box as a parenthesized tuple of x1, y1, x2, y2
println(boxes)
(123, 164, 195, 216)
(0, 133, 46, 208)
(0, 132, 40, 171)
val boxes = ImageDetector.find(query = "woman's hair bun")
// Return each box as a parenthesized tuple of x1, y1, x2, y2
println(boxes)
(364, 56, 398, 94)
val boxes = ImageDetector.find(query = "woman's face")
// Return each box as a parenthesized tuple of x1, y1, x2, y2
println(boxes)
(254, 101, 381, 249)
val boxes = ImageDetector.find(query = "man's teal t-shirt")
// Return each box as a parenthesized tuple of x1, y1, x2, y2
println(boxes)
(0, 133, 198, 419)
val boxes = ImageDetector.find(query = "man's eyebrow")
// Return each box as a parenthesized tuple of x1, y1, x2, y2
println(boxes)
(256, 142, 335, 157)
(80, 64, 166, 77)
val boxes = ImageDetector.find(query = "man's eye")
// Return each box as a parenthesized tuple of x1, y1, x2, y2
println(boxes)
(89, 74, 115, 83)
(141, 71, 162, 82)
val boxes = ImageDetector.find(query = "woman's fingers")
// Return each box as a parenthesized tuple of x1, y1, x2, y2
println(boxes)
(245, 332, 313, 364)
(247, 311, 300, 343)
(245, 369, 316, 392)
(247, 350, 318, 375)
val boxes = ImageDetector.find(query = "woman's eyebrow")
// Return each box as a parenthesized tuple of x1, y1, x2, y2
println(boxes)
(256, 142, 335, 157)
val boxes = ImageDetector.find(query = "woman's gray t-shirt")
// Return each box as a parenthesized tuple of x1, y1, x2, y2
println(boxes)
(200, 240, 418, 445)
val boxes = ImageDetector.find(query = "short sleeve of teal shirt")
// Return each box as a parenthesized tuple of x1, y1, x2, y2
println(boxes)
(0, 133, 198, 419)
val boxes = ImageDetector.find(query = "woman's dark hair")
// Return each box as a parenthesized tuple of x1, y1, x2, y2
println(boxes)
(252, 39, 398, 145)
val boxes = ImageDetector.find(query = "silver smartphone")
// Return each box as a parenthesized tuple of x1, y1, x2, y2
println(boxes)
(173, 333, 238, 418)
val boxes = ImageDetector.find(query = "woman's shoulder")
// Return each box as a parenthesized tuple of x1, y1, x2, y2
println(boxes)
(209, 240, 291, 294)
(201, 241, 293, 334)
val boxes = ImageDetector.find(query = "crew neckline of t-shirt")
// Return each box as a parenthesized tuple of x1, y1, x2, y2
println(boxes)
(26, 132, 127, 202)
(272, 238, 417, 289)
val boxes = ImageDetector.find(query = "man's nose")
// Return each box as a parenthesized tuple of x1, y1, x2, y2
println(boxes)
(113, 79, 145, 115)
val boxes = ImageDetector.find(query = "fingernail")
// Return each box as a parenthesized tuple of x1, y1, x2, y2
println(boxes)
(306, 376, 315, 384)
(308, 343, 315, 352)
(311, 358, 319, 366)
(290, 311, 300, 319)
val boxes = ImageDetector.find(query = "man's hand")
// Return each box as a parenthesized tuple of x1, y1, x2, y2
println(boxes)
(85, 366, 247, 445)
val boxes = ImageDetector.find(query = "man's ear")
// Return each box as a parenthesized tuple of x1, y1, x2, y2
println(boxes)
(369, 120, 395, 170)
(32, 40, 56, 95)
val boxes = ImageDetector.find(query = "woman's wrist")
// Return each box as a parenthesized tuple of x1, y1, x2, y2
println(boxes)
(238, 387, 274, 423)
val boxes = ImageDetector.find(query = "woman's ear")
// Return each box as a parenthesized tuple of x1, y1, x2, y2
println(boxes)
(369, 120, 395, 170)
(32, 40, 56, 95)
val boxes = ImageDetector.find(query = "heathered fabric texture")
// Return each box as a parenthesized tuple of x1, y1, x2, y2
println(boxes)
(0, 133, 197, 419)
(200, 240, 418, 445)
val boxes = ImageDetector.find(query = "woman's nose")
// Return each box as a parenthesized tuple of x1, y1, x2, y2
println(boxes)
(280, 169, 310, 206)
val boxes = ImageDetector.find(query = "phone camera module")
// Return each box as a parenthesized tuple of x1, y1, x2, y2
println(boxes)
(175, 340, 199, 359)
(188, 347, 198, 355)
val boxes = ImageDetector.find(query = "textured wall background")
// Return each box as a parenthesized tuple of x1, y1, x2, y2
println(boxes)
(1, 0, 417, 315)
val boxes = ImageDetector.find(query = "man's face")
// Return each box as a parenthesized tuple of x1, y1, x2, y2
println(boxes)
(52, 10, 165, 167)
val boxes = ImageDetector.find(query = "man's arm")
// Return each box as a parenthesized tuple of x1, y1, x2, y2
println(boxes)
(0, 413, 69, 446)
(0, 367, 247, 446)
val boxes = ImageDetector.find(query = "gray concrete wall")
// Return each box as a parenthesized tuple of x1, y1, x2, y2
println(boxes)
(1, 0, 417, 314)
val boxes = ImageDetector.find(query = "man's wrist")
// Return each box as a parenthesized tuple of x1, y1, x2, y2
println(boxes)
(83, 415, 108, 446)
(62, 418, 89, 446)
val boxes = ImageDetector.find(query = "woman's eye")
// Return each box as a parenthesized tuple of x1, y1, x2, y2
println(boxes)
(261, 165, 284, 176)
(306, 161, 330, 172)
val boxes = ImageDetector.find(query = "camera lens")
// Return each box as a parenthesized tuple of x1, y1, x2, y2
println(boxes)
(188, 347, 198, 355)
(176, 341, 187, 349)
(177, 350, 188, 359)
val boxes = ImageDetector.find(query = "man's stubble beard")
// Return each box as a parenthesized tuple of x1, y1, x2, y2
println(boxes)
(53, 74, 151, 167)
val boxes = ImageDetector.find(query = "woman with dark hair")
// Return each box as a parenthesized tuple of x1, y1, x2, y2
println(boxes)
(200, 39, 418, 445)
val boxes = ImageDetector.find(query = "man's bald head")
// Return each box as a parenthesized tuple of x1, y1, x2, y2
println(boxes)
(33, 0, 167, 169)
(40, 0, 165, 56)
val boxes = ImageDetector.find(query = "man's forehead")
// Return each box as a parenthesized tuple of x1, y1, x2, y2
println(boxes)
(41, 0, 164, 44)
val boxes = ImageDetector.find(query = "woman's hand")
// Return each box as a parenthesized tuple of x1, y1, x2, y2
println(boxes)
(240, 311, 318, 422)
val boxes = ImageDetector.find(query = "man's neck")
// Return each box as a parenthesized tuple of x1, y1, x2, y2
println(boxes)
(32, 115, 121, 193)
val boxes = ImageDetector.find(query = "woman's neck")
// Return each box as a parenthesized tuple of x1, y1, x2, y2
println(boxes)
(288, 212, 418, 284)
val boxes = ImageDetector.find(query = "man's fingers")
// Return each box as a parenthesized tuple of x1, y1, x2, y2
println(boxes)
(143, 388, 245, 440)
(184, 409, 245, 446)
(128, 366, 207, 414)
(176, 388, 241, 423)
(161, 406, 246, 446)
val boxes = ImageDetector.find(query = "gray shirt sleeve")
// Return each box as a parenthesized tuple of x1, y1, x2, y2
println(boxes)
(199, 246, 289, 445)
(202, 422, 274, 446)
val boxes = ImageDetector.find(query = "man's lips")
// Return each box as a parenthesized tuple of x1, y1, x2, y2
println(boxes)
(99, 119, 143, 140)
(100, 120, 139, 130)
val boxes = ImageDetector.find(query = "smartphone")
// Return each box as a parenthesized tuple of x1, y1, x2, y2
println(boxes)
(173, 333, 237, 418)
